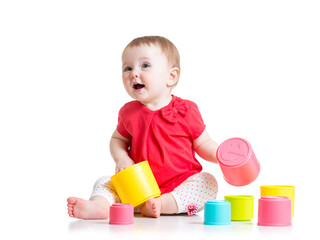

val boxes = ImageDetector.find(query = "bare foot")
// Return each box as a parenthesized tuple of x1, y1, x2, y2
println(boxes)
(67, 197, 109, 219)
(140, 198, 161, 218)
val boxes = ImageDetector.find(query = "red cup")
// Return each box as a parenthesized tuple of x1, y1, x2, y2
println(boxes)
(216, 138, 260, 186)
(109, 203, 134, 225)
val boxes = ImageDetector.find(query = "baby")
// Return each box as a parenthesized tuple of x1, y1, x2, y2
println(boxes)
(67, 36, 219, 219)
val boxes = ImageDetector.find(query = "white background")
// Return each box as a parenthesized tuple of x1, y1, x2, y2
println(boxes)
(0, 0, 319, 239)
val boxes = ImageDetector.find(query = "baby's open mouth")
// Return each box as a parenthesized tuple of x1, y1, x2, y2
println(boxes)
(133, 83, 145, 90)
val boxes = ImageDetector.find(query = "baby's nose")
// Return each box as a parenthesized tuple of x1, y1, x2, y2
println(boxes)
(130, 71, 139, 79)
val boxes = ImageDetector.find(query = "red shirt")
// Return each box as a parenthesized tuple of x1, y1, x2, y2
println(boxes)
(117, 96, 206, 194)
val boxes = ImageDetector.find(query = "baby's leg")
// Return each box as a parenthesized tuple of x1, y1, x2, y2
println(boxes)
(170, 172, 218, 215)
(67, 176, 120, 219)
(141, 172, 217, 217)
(67, 196, 110, 219)
(140, 193, 178, 218)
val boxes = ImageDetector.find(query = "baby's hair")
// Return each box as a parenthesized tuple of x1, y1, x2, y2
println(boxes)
(123, 36, 180, 73)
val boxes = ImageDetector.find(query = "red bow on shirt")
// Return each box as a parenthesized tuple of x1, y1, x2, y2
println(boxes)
(161, 99, 188, 123)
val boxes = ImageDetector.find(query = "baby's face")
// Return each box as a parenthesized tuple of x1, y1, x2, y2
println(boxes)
(122, 44, 174, 107)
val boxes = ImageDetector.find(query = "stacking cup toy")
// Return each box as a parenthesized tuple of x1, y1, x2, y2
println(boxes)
(260, 185, 295, 217)
(216, 138, 260, 186)
(111, 161, 161, 208)
(204, 200, 231, 225)
(109, 203, 134, 225)
(224, 195, 254, 221)
(258, 197, 292, 226)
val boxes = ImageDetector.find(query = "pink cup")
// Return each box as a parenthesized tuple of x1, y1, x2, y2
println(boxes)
(109, 203, 134, 225)
(258, 197, 292, 227)
(216, 138, 260, 186)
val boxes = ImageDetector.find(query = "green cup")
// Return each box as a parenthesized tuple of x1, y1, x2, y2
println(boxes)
(224, 195, 254, 221)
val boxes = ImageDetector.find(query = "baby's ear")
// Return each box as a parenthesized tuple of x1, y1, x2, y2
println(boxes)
(167, 67, 180, 87)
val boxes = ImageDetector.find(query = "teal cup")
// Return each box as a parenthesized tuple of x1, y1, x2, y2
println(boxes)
(204, 200, 231, 225)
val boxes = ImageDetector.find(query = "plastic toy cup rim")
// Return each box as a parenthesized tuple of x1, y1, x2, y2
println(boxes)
(111, 203, 133, 208)
(260, 185, 295, 189)
(224, 195, 254, 199)
(111, 161, 147, 178)
(260, 196, 290, 201)
(205, 200, 231, 207)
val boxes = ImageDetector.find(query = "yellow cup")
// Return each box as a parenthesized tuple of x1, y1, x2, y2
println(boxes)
(111, 161, 161, 208)
(224, 195, 254, 221)
(260, 185, 295, 217)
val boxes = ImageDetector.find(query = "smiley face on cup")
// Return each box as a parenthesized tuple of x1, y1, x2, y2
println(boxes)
(216, 138, 260, 186)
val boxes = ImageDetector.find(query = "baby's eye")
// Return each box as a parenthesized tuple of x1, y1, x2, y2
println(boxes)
(141, 63, 150, 69)
(123, 66, 132, 72)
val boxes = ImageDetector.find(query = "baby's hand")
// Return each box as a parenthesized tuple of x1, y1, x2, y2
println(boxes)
(115, 158, 135, 173)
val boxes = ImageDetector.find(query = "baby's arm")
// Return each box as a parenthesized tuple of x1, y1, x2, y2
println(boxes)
(110, 129, 135, 173)
(193, 129, 218, 164)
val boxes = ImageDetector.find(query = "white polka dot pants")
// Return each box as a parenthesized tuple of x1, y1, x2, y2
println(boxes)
(90, 172, 218, 215)
(90, 176, 120, 205)
(171, 172, 218, 214)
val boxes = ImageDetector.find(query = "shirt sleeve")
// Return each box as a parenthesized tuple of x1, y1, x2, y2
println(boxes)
(116, 106, 131, 139)
(187, 102, 206, 140)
